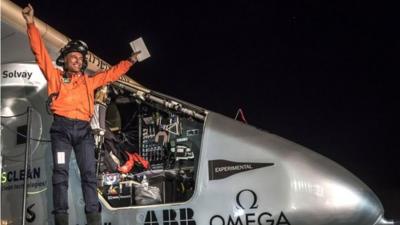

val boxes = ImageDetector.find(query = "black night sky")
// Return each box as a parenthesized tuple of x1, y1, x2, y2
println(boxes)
(12, 0, 400, 218)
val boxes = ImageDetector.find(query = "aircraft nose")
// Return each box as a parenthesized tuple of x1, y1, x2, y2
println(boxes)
(283, 150, 388, 225)
(202, 113, 392, 225)
(287, 175, 384, 224)
(375, 218, 400, 225)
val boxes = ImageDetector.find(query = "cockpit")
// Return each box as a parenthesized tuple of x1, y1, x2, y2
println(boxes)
(92, 82, 206, 208)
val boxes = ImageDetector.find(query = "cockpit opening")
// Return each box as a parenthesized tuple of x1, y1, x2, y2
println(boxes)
(93, 85, 205, 208)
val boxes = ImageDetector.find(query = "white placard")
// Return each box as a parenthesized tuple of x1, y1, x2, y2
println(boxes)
(57, 152, 65, 164)
(130, 37, 151, 62)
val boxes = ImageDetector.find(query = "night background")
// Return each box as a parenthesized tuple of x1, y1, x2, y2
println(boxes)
(12, 0, 400, 218)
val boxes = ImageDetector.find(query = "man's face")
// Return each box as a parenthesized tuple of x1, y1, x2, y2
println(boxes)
(64, 52, 84, 73)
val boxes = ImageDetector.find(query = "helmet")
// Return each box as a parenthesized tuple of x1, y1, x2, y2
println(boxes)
(56, 40, 89, 71)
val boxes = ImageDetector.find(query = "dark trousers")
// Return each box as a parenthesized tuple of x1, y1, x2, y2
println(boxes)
(50, 115, 99, 214)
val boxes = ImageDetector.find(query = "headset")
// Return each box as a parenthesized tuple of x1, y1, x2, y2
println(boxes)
(56, 40, 89, 72)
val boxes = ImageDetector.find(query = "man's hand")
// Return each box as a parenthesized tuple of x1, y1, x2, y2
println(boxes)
(22, 4, 34, 24)
(129, 51, 141, 64)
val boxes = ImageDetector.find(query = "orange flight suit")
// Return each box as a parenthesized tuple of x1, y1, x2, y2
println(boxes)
(27, 23, 133, 121)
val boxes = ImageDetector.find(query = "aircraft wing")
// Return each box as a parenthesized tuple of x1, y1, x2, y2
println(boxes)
(1, 0, 142, 86)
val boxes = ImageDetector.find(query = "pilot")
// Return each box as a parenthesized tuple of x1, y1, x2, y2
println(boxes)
(22, 4, 140, 225)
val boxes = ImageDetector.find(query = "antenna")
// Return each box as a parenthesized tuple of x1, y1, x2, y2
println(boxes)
(234, 108, 248, 124)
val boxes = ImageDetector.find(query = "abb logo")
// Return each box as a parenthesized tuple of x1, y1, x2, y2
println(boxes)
(144, 208, 196, 225)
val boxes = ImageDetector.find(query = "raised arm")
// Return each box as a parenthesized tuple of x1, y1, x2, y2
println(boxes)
(22, 4, 59, 81)
(22, 4, 34, 23)
(90, 51, 141, 89)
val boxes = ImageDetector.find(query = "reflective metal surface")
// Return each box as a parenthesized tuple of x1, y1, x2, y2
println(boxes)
(196, 112, 388, 225)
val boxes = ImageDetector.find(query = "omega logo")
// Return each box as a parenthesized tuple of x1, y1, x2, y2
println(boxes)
(210, 189, 291, 225)
(236, 189, 258, 210)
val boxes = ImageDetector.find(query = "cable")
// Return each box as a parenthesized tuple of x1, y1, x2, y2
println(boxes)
(0, 111, 28, 118)
(27, 188, 48, 195)
(1, 108, 52, 143)
(1, 123, 51, 142)
(122, 111, 138, 132)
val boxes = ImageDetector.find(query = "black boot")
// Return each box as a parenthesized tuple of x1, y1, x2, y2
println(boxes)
(86, 212, 101, 225)
(54, 213, 68, 225)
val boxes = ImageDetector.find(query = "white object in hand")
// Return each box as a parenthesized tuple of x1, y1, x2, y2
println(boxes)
(130, 37, 150, 62)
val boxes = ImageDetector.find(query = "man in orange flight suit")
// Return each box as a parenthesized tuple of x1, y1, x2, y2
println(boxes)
(22, 4, 140, 225)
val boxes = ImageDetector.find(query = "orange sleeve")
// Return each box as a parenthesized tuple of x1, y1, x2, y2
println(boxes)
(26, 23, 59, 81)
(90, 60, 133, 89)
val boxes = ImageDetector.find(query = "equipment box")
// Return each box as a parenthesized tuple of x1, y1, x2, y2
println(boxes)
(104, 182, 134, 207)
